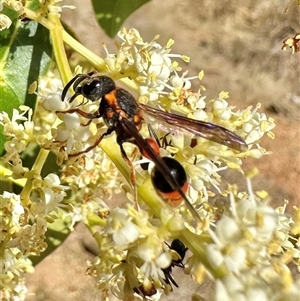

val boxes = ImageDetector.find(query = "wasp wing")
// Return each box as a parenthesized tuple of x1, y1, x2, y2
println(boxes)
(120, 118, 201, 222)
(139, 104, 247, 151)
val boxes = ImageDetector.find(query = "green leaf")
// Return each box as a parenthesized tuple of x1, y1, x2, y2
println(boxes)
(92, 0, 151, 38)
(0, 7, 52, 154)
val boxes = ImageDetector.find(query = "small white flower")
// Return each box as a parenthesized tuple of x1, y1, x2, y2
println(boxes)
(105, 208, 139, 245)
(0, 13, 12, 30)
(216, 215, 242, 245)
(30, 173, 67, 216)
(0, 193, 25, 250)
(113, 222, 139, 246)
(138, 242, 172, 284)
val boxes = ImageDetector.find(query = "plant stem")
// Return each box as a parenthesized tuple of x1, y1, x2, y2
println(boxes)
(62, 31, 106, 70)
(48, 14, 72, 85)
(20, 148, 49, 206)
(23, 7, 55, 30)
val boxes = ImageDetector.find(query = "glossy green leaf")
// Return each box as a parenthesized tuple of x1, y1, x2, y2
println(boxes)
(92, 0, 151, 37)
(0, 7, 52, 154)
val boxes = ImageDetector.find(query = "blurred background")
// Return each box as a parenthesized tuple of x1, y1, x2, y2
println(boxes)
(25, 0, 299, 300)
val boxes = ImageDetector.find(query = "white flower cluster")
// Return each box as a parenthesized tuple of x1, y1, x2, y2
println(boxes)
(104, 28, 199, 104)
(0, 176, 68, 299)
(0, 248, 33, 301)
(0, 106, 34, 178)
(194, 181, 300, 301)
(87, 205, 181, 299)
(0, 0, 22, 30)
(87, 178, 300, 300)
(39, 72, 107, 164)
(0, 103, 70, 300)
(0, 0, 75, 31)
(46, 0, 75, 16)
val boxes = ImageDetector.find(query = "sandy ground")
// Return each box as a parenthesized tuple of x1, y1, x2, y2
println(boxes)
(25, 0, 299, 300)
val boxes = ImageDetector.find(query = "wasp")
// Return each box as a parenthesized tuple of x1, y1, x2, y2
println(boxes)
(133, 239, 187, 297)
(59, 71, 247, 221)
(163, 239, 188, 289)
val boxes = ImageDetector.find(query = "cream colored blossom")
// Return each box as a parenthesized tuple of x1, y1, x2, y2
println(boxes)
(204, 180, 299, 301)
(0, 13, 12, 30)
(105, 207, 140, 245)
(3, 0, 23, 12)
(37, 0, 75, 17)
(0, 106, 35, 178)
(0, 248, 33, 301)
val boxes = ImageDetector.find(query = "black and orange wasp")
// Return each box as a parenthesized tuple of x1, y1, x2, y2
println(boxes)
(59, 71, 247, 222)
(163, 239, 188, 289)
(133, 239, 188, 297)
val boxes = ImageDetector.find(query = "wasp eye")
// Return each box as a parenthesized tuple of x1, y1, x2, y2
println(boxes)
(81, 76, 116, 102)
(81, 80, 102, 101)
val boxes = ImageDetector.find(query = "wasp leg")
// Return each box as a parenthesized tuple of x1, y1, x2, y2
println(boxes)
(119, 143, 139, 210)
(163, 267, 179, 289)
(68, 127, 114, 158)
(56, 108, 102, 120)
(81, 119, 93, 127)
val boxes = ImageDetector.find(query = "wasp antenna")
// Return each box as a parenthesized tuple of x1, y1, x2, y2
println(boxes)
(68, 92, 81, 103)
(61, 74, 81, 101)
(61, 74, 92, 102)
